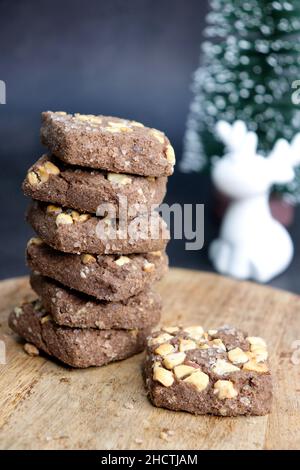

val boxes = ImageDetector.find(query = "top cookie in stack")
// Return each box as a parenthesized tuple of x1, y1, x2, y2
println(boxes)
(40, 111, 175, 176)
(10, 111, 175, 368)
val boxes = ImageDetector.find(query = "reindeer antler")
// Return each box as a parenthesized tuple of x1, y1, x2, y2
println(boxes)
(267, 137, 299, 184)
(216, 120, 257, 157)
(268, 133, 300, 168)
(216, 120, 247, 150)
(290, 133, 300, 167)
(268, 138, 291, 162)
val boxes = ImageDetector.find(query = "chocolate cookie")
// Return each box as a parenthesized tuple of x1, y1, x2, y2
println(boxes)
(9, 301, 149, 368)
(144, 325, 272, 416)
(30, 274, 161, 329)
(27, 239, 168, 302)
(40, 112, 175, 176)
(23, 154, 167, 215)
(26, 201, 169, 255)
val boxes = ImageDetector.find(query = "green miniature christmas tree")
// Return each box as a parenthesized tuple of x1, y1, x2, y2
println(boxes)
(182, 0, 300, 202)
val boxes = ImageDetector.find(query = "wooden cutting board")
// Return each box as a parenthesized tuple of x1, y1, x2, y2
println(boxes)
(0, 269, 299, 450)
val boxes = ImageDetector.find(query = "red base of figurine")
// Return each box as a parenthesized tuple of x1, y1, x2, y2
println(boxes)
(213, 190, 295, 227)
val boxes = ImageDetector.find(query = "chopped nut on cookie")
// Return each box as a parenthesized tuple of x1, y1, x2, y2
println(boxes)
(183, 325, 204, 340)
(115, 256, 130, 266)
(153, 367, 174, 387)
(166, 145, 176, 165)
(179, 339, 197, 352)
(143, 260, 155, 273)
(228, 347, 249, 364)
(173, 364, 197, 380)
(163, 352, 186, 369)
(107, 172, 132, 185)
(155, 343, 175, 357)
(163, 326, 179, 334)
(47, 204, 62, 215)
(149, 333, 174, 346)
(81, 254, 97, 265)
(183, 370, 209, 392)
(56, 213, 73, 226)
(212, 359, 240, 375)
(27, 171, 40, 186)
(214, 380, 238, 399)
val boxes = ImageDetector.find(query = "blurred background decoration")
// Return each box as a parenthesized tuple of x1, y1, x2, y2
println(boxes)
(209, 120, 300, 282)
(0, 0, 300, 293)
(182, 0, 300, 225)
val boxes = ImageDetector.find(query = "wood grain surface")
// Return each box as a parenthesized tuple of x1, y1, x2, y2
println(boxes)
(0, 269, 299, 450)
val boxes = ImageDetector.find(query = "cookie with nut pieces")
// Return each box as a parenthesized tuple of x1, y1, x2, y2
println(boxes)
(23, 154, 167, 216)
(30, 273, 162, 330)
(9, 300, 149, 368)
(40, 112, 175, 176)
(27, 239, 168, 302)
(144, 325, 272, 416)
(26, 201, 169, 255)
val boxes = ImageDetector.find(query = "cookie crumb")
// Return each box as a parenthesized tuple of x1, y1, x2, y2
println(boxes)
(59, 377, 70, 383)
(24, 343, 39, 356)
(134, 438, 143, 445)
(159, 428, 174, 442)
(143, 420, 150, 429)
(124, 402, 134, 410)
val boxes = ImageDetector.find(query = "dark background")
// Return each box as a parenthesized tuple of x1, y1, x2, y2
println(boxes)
(0, 0, 299, 294)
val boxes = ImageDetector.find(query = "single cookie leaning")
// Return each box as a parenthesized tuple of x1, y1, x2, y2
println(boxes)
(22, 154, 167, 215)
(30, 274, 162, 329)
(26, 201, 170, 255)
(40, 112, 175, 177)
(27, 240, 168, 302)
(144, 325, 272, 416)
(9, 301, 149, 368)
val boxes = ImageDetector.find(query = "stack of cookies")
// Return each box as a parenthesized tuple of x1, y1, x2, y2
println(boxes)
(9, 111, 175, 368)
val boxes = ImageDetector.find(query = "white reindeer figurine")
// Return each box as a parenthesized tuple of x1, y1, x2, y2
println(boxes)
(209, 120, 300, 283)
